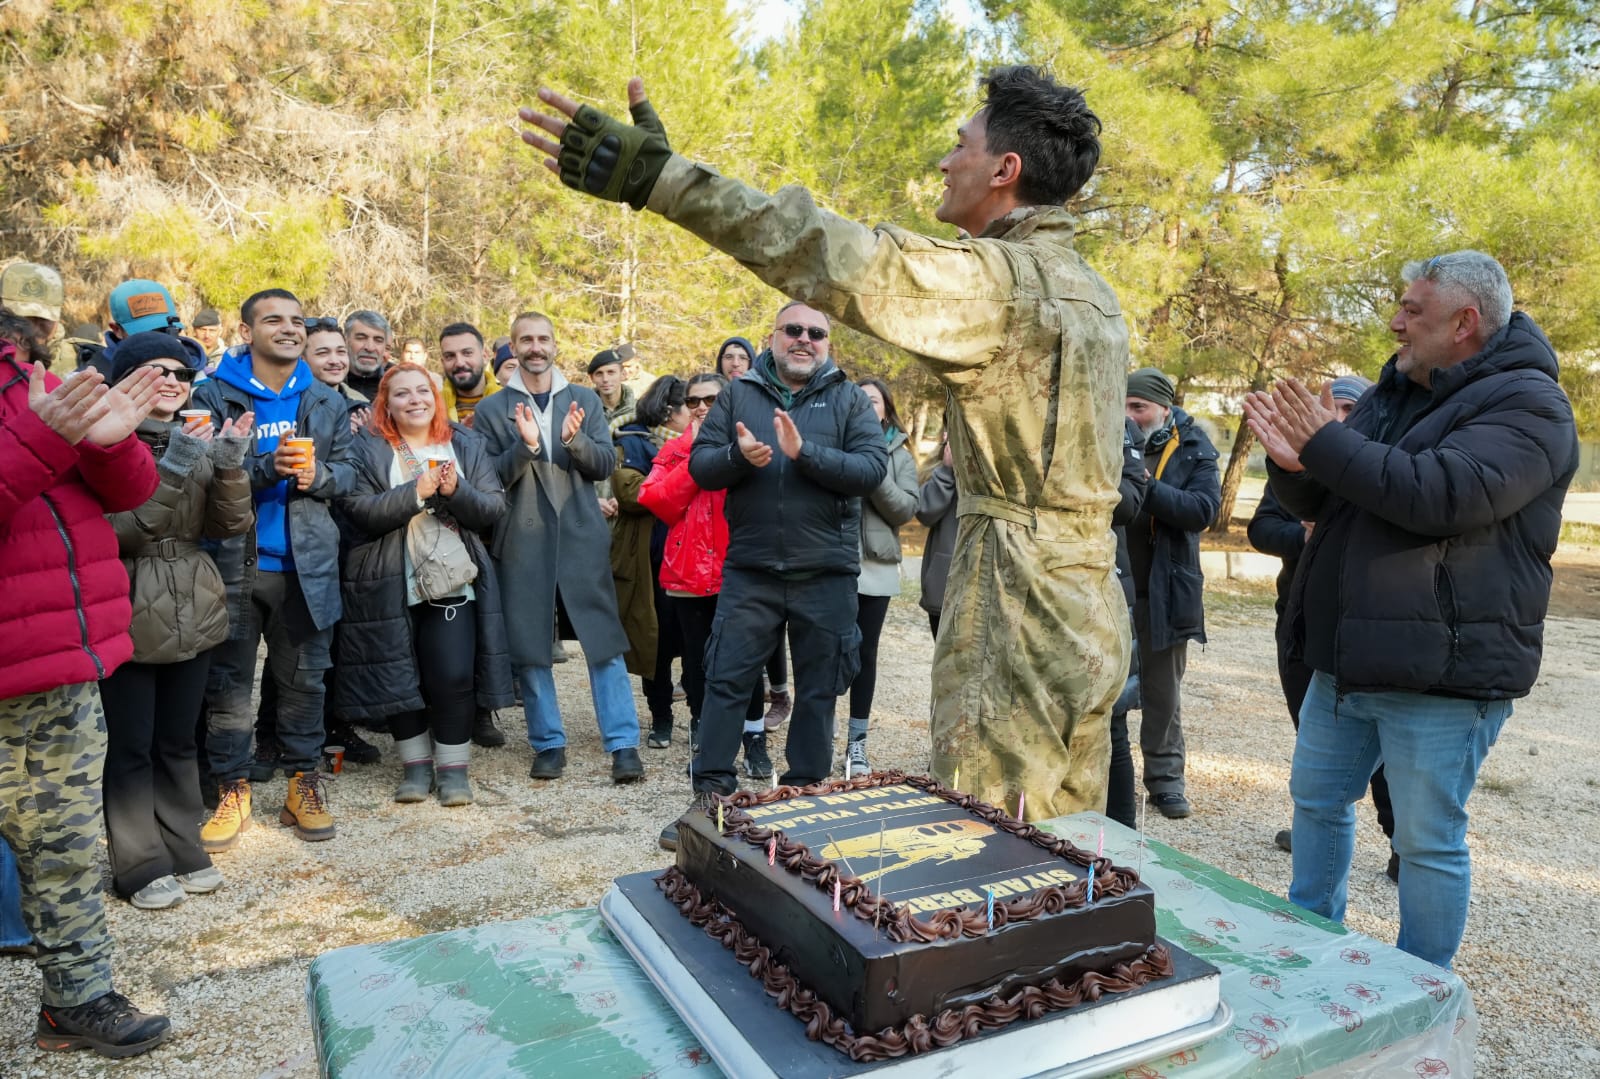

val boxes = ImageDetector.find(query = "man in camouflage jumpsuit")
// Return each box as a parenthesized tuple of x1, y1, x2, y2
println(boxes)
(521, 66, 1130, 821)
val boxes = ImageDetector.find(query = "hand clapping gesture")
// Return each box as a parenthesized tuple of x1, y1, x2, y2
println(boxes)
(735, 421, 773, 467)
(436, 461, 459, 497)
(30, 364, 164, 447)
(561, 401, 585, 444)
(513, 402, 541, 454)
(773, 408, 804, 460)
(416, 462, 442, 500)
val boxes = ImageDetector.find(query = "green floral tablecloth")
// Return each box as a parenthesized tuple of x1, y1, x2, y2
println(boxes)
(306, 812, 1471, 1078)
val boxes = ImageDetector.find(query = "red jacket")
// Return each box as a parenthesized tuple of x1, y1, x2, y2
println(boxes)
(638, 427, 728, 597)
(0, 349, 158, 699)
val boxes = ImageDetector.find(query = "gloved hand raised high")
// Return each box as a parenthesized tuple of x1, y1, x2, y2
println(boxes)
(522, 79, 672, 211)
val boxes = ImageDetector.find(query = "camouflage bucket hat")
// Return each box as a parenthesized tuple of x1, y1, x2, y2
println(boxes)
(0, 262, 65, 321)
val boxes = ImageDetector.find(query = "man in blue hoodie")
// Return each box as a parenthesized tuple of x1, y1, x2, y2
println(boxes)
(190, 289, 355, 850)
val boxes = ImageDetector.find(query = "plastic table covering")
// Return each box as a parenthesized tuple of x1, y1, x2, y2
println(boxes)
(305, 812, 1473, 1079)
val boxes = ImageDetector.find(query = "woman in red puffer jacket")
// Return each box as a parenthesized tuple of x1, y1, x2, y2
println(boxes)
(638, 372, 765, 753)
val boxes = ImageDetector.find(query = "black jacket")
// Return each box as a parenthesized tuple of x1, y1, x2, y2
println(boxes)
(1113, 418, 1151, 608)
(333, 426, 515, 720)
(189, 371, 355, 638)
(1271, 312, 1578, 699)
(689, 353, 887, 577)
(1247, 480, 1306, 618)
(1128, 407, 1221, 651)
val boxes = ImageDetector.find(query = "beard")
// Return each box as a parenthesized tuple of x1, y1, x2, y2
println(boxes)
(448, 364, 483, 391)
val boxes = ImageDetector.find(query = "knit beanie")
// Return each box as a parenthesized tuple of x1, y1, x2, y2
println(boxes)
(1329, 375, 1373, 402)
(110, 331, 195, 384)
(1126, 367, 1176, 406)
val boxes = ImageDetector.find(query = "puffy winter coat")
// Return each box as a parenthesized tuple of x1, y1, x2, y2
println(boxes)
(0, 347, 158, 698)
(109, 420, 254, 664)
(610, 424, 666, 676)
(639, 426, 729, 596)
(688, 355, 887, 577)
(860, 429, 919, 564)
(1273, 312, 1577, 699)
(333, 426, 515, 720)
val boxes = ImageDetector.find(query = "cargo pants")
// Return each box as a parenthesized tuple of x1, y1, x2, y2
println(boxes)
(0, 681, 116, 1006)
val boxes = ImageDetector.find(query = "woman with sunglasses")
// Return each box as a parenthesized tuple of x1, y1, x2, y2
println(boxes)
(638, 373, 769, 769)
(334, 363, 514, 806)
(610, 376, 691, 746)
(841, 377, 919, 776)
(99, 332, 255, 909)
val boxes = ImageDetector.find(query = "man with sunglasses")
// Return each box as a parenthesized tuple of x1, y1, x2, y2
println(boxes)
(654, 301, 885, 847)
(521, 66, 1131, 824)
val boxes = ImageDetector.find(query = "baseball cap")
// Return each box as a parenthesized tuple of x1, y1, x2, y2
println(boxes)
(108, 279, 182, 335)
(1, 263, 65, 321)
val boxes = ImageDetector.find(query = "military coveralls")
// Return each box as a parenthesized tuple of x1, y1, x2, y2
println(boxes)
(646, 156, 1132, 820)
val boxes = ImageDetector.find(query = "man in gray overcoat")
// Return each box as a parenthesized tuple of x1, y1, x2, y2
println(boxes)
(473, 312, 645, 784)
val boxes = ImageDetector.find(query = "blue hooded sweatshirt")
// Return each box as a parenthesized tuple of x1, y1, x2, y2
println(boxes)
(211, 349, 314, 572)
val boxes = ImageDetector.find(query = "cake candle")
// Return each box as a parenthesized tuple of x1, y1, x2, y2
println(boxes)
(717, 803, 724, 834)
(767, 836, 776, 866)
(1085, 864, 1094, 904)
(985, 888, 995, 930)
(832, 878, 841, 913)
(951, 765, 960, 791)
(1017, 791, 1025, 821)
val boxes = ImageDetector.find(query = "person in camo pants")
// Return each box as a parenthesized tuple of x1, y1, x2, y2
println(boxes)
(0, 310, 173, 1058)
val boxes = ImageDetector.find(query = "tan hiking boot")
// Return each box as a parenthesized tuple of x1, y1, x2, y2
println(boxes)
(199, 780, 252, 853)
(281, 772, 336, 842)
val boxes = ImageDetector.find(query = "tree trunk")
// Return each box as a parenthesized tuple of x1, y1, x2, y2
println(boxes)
(1211, 420, 1254, 534)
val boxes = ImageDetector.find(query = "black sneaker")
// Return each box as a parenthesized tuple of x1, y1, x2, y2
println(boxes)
(247, 733, 285, 783)
(742, 732, 773, 780)
(37, 991, 171, 1058)
(529, 747, 567, 780)
(612, 747, 645, 784)
(659, 792, 717, 852)
(327, 720, 382, 766)
(646, 719, 672, 750)
(471, 709, 507, 748)
(1274, 829, 1292, 853)
(1151, 792, 1192, 819)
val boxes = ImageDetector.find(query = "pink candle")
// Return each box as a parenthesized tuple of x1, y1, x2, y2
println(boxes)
(767, 837, 776, 866)
(1017, 791, 1025, 821)
(833, 879, 841, 912)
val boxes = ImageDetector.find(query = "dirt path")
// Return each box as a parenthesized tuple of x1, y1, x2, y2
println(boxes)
(1, 556, 1596, 1077)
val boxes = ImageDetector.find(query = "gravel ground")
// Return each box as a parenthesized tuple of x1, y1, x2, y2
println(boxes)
(1, 569, 1597, 1077)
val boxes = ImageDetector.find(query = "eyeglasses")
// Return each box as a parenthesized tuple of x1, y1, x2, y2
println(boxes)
(686, 393, 719, 408)
(304, 317, 341, 333)
(141, 364, 197, 383)
(778, 323, 829, 342)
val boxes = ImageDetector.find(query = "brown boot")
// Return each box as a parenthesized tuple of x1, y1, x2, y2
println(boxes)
(762, 689, 792, 731)
(199, 780, 252, 853)
(281, 772, 336, 842)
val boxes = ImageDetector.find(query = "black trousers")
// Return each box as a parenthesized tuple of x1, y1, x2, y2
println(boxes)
(927, 610, 940, 639)
(390, 599, 478, 745)
(1280, 651, 1394, 839)
(846, 594, 891, 720)
(671, 595, 763, 724)
(766, 628, 788, 686)
(641, 582, 683, 721)
(693, 567, 859, 795)
(1106, 710, 1138, 828)
(100, 653, 213, 896)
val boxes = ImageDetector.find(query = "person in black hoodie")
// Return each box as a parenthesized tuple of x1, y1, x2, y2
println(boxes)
(1243, 250, 1578, 969)
(657, 302, 887, 850)
(1124, 368, 1221, 820)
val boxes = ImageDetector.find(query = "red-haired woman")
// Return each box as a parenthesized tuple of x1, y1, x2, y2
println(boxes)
(334, 364, 514, 806)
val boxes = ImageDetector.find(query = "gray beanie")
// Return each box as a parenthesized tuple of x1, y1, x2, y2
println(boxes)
(1329, 375, 1373, 403)
(1126, 367, 1176, 407)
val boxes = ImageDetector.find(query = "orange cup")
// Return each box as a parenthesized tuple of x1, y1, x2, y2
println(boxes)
(285, 437, 315, 467)
(323, 745, 345, 774)
(179, 409, 211, 433)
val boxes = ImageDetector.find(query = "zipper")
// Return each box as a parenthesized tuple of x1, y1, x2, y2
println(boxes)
(42, 494, 106, 679)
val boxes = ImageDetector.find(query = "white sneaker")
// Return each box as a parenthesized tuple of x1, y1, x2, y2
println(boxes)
(176, 866, 224, 894)
(130, 875, 186, 910)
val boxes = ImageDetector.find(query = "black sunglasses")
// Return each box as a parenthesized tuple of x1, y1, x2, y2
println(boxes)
(686, 393, 719, 408)
(140, 363, 198, 383)
(304, 317, 342, 333)
(778, 323, 829, 342)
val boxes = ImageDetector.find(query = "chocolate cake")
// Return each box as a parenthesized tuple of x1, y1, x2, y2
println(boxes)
(657, 771, 1173, 1061)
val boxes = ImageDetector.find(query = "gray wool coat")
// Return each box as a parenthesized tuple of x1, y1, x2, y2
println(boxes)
(472, 368, 630, 669)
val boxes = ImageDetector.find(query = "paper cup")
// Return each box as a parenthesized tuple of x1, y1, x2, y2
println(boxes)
(178, 409, 211, 432)
(323, 745, 345, 775)
(285, 437, 315, 466)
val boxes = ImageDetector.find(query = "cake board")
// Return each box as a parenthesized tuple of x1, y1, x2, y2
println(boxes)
(601, 871, 1231, 1079)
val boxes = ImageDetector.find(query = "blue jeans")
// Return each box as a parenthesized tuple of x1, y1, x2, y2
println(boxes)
(519, 654, 639, 754)
(1289, 670, 1509, 969)
(0, 840, 28, 948)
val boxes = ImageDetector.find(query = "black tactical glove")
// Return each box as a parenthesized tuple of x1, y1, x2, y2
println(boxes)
(557, 98, 672, 211)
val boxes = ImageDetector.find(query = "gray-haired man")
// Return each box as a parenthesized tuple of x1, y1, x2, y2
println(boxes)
(343, 310, 391, 401)
(1244, 250, 1577, 968)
